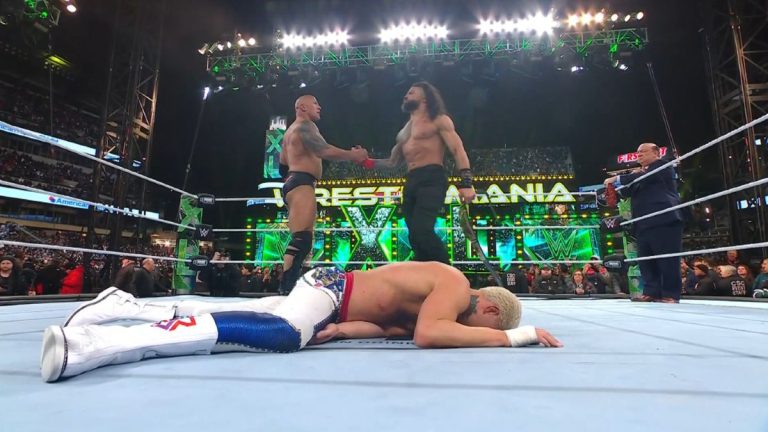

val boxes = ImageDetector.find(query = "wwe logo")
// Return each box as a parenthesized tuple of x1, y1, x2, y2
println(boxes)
(198, 227, 211, 238)
(603, 218, 617, 229)
(542, 230, 578, 259)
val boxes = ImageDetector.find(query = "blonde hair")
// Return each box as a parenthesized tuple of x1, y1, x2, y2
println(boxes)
(719, 265, 737, 277)
(479, 287, 522, 330)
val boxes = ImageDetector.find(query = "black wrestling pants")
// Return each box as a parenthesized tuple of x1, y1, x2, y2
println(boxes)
(403, 165, 449, 264)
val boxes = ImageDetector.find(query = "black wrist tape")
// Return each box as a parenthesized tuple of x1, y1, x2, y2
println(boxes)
(459, 169, 473, 189)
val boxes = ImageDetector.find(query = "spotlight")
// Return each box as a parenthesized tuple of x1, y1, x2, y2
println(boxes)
(527, 12, 558, 34)
(66, 4, 77, 13)
(478, 20, 492, 35)
(636, 12, 644, 20)
(594, 12, 605, 24)
(226, 41, 232, 49)
(567, 14, 579, 27)
(618, 63, 629, 71)
(216, 43, 224, 51)
(580, 13, 593, 25)
(379, 22, 447, 43)
(624, 14, 631, 22)
(203, 86, 210, 100)
(198, 43, 210, 55)
(299, 81, 307, 88)
(247, 37, 256, 46)
(570, 65, 584, 73)
(237, 38, 246, 47)
(610, 13, 619, 22)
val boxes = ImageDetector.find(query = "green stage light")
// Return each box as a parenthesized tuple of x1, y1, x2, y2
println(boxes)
(212, 65, 220, 74)
(40, 11, 48, 19)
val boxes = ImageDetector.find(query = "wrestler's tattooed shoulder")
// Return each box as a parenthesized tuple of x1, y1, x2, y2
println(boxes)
(296, 121, 330, 154)
(395, 120, 412, 145)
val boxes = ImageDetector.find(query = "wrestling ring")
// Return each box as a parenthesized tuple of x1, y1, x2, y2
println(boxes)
(1, 113, 768, 431)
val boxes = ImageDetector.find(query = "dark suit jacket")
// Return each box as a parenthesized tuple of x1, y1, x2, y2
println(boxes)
(618, 158, 683, 234)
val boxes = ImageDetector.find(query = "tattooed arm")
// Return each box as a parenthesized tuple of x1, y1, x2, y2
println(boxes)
(296, 121, 368, 162)
(365, 120, 409, 170)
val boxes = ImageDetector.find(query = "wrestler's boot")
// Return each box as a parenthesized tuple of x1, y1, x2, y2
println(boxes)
(66, 288, 287, 328)
(64, 287, 175, 327)
(41, 314, 219, 383)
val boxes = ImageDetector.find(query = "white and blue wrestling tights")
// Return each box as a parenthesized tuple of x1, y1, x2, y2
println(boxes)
(41, 268, 346, 382)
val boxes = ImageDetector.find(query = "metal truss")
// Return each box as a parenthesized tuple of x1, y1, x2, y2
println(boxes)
(703, 0, 768, 245)
(88, 0, 165, 274)
(205, 28, 648, 79)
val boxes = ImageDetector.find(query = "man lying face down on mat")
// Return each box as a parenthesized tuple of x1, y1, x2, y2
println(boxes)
(41, 261, 562, 382)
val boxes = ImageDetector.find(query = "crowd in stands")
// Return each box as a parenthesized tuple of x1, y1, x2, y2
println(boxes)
(0, 223, 177, 296)
(0, 147, 117, 199)
(470, 147, 573, 177)
(195, 252, 285, 296)
(0, 81, 101, 147)
(323, 147, 574, 179)
(469, 248, 768, 299)
(680, 250, 768, 298)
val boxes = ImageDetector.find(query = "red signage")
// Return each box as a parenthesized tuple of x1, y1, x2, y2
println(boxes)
(617, 147, 668, 164)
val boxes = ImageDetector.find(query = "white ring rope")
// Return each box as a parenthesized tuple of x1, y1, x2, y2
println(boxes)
(213, 225, 601, 233)
(0, 239, 603, 267)
(0, 240, 189, 263)
(626, 241, 768, 263)
(214, 190, 598, 203)
(214, 259, 603, 265)
(621, 176, 768, 226)
(617, 111, 768, 191)
(0, 120, 198, 198)
(0, 179, 194, 231)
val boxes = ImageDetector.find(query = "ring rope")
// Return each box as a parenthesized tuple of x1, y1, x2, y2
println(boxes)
(213, 190, 598, 203)
(0, 120, 199, 199)
(214, 259, 603, 265)
(617, 111, 768, 191)
(625, 241, 768, 263)
(0, 240, 189, 263)
(621, 176, 768, 226)
(212, 225, 601, 233)
(0, 239, 602, 267)
(0, 179, 194, 231)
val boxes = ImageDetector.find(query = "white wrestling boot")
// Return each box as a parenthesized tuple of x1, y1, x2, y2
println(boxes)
(41, 314, 219, 383)
(64, 287, 175, 327)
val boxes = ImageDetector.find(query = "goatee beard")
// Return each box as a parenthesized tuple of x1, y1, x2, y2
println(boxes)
(401, 100, 419, 113)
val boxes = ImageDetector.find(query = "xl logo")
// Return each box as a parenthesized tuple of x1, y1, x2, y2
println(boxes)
(341, 206, 396, 261)
(265, 129, 284, 153)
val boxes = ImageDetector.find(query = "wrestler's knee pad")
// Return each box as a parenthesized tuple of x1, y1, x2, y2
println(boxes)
(285, 230, 313, 262)
(281, 230, 313, 292)
(211, 311, 301, 353)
